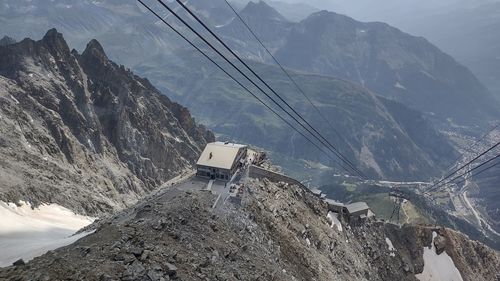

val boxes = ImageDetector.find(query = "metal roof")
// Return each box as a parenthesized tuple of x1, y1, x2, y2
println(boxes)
(196, 142, 247, 170)
(345, 202, 369, 214)
(310, 188, 322, 196)
(324, 199, 344, 207)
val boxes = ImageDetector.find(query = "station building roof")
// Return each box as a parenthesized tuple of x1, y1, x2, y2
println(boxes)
(345, 202, 370, 214)
(196, 142, 247, 170)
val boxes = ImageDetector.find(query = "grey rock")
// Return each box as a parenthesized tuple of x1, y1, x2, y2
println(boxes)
(129, 247, 144, 257)
(165, 263, 177, 276)
(122, 260, 146, 281)
(434, 234, 447, 255)
(13, 259, 25, 266)
(147, 269, 164, 281)
(140, 250, 152, 261)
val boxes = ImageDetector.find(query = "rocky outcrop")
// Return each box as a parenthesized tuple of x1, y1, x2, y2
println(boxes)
(0, 36, 16, 46)
(1, 176, 498, 280)
(218, 1, 293, 61)
(0, 29, 214, 215)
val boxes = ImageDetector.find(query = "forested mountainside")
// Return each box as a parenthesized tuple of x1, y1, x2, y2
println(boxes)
(0, 29, 213, 215)
(136, 49, 458, 181)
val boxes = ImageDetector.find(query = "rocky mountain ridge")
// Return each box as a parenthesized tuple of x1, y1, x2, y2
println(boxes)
(0, 35, 16, 46)
(0, 29, 214, 215)
(0, 176, 498, 280)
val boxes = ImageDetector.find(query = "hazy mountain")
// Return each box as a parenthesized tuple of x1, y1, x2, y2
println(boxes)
(134, 49, 458, 180)
(2, 0, 496, 129)
(0, 36, 15, 46)
(265, 0, 319, 22)
(218, 1, 293, 60)
(274, 10, 499, 127)
(0, 29, 213, 215)
(217, 2, 500, 128)
(400, 2, 500, 100)
(289, 0, 500, 100)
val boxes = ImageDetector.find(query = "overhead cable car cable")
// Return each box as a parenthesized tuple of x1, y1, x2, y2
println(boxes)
(137, 0, 353, 174)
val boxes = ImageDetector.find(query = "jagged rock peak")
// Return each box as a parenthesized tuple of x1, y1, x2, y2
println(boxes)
(82, 39, 109, 64)
(0, 29, 214, 215)
(305, 9, 355, 24)
(41, 28, 71, 55)
(0, 35, 16, 46)
(241, 1, 287, 22)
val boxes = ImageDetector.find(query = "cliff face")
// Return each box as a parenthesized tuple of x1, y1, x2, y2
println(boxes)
(0, 29, 214, 215)
(0, 177, 498, 280)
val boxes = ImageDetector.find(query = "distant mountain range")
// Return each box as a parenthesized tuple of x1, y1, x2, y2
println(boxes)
(400, 2, 500, 101)
(2, 0, 497, 126)
(1, 0, 497, 180)
(135, 49, 458, 180)
(301, 0, 500, 100)
(217, 2, 499, 128)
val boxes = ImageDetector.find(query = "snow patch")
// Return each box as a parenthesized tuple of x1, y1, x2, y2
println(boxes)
(326, 211, 343, 232)
(87, 138, 96, 152)
(9, 95, 19, 104)
(415, 232, 463, 281)
(0, 201, 95, 267)
(394, 81, 406, 90)
(359, 144, 383, 176)
(420, 70, 436, 80)
(385, 237, 396, 257)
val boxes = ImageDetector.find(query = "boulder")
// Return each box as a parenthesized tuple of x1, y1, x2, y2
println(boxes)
(434, 234, 447, 255)
(165, 262, 177, 276)
(13, 259, 25, 266)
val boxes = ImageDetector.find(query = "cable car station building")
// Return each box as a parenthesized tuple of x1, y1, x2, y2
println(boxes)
(196, 142, 248, 181)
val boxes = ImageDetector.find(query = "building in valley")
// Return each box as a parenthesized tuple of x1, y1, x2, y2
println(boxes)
(196, 142, 248, 181)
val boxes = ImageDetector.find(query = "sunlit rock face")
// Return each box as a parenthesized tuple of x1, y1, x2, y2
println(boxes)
(0, 29, 214, 216)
